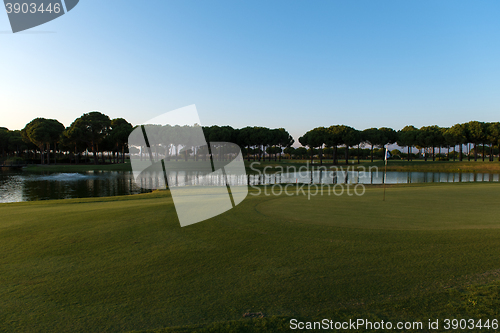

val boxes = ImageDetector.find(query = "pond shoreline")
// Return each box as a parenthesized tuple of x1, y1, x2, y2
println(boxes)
(19, 160, 500, 174)
(1, 168, 499, 204)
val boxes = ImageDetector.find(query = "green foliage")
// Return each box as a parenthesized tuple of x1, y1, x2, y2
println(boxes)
(298, 127, 326, 149)
(1, 156, 25, 165)
(299, 127, 327, 163)
(294, 147, 307, 158)
(390, 149, 401, 157)
(417, 125, 444, 148)
(228, 126, 293, 161)
(64, 112, 112, 164)
(378, 127, 397, 146)
(7, 116, 500, 165)
(361, 127, 380, 146)
(20, 118, 65, 164)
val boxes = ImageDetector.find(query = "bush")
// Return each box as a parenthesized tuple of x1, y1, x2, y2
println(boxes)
(1, 156, 25, 165)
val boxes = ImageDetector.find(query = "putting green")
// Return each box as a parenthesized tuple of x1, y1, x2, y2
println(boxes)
(256, 183, 500, 230)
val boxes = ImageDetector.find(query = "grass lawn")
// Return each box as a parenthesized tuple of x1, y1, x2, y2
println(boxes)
(357, 159, 500, 173)
(1, 183, 500, 332)
(245, 159, 500, 176)
(247, 159, 500, 174)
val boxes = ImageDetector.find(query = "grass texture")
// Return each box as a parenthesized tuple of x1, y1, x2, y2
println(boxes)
(1, 183, 500, 332)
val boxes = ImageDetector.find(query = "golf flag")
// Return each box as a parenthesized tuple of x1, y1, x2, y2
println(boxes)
(383, 147, 389, 200)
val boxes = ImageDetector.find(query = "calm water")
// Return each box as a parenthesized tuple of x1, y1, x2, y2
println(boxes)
(0, 170, 149, 203)
(1, 169, 499, 203)
(249, 170, 500, 186)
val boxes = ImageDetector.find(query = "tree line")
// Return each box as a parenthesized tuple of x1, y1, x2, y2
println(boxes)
(0, 112, 133, 165)
(121, 124, 295, 163)
(0, 112, 294, 165)
(297, 121, 500, 164)
(1, 115, 498, 165)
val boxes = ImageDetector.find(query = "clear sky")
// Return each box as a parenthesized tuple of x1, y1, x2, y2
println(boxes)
(1, 0, 500, 143)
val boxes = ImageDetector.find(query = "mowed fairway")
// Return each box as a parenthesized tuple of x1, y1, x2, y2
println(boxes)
(257, 183, 500, 230)
(1, 183, 500, 332)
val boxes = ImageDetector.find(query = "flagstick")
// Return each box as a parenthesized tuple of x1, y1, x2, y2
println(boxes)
(383, 147, 387, 201)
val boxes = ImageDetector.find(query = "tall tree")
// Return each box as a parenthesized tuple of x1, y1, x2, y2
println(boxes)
(443, 127, 458, 161)
(109, 118, 133, 163)
(299, 127, 325, 164)
(22, 118, 63, 164)
(397, 126, 418, 161)
(6, 130, 26, 158)
(0, 127, 8, 158)
(278, 128, 294, 161)
(362, 128, 381, 162)
(417, 126, 441, 161)
(446, 123, 468, 161)
(486, 122, 500, 162)
(238, 127, 253, 161)
(375, 127, 397, 162)
(340, 126, 360, 165)
(68, 112, 111, 164)
(63, 122, 86, 164)
(46, 119, 65, 164)
(283, 146, 295, 159)
(480, 122, 489, 161)
(466, 121, 484, 162)
(378, 127, 398, 148)
(326, 125, 345, 165)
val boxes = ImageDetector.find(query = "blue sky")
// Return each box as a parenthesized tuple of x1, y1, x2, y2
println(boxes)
(1, 0, 500, 143)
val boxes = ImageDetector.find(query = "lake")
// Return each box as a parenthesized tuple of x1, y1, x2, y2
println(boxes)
(0, 169, 498, 203)
(0, 170, 149, 203)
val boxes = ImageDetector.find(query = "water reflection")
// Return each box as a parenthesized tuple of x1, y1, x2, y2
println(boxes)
(0, 170, 149, 203)
(264, 170, 500, 185)
(1, 169, 499, 204)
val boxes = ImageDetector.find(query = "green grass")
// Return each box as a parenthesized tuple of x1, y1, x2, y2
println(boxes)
(1, 184, 500, 332)
(258, 183, 500, 230)
(357, 159, 500, 173)
(246, 159, 500, 174)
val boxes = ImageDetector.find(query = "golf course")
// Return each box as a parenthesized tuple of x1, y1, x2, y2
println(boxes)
(5, 0, 500, 331)
(1, 181, 500, 332)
